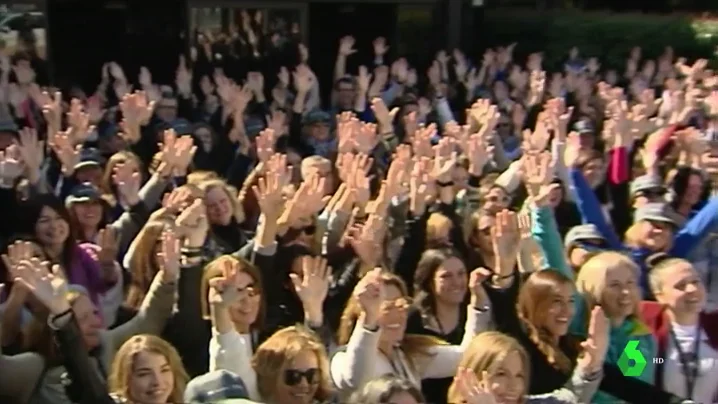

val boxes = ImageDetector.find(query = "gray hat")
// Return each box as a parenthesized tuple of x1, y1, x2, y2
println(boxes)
(634, 202, 683, 227)
(184, 370, 253, 403)
(630, 175, 666, 197)
(564, 224, 606, 250)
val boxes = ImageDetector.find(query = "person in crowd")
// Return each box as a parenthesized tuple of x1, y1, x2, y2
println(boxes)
(1, 14, 717, 404)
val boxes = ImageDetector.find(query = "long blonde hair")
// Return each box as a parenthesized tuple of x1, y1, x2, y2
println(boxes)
(447, 332, 530, 404)
(576, 251, 641, 318)
(252, 325, 332, 402)
(337, 271, 445, 370)
(108, 334, 188, 403)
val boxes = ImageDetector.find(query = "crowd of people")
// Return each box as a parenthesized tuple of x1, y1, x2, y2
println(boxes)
(0, 15, 715, 404)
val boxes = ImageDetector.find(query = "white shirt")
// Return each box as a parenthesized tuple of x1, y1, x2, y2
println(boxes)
(209, 329, 260, 401)
(663, 322, 718, 404)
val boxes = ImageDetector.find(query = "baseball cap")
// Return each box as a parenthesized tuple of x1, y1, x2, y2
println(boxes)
(573, 119, 594, 135)
(630, 175, 666, 197)
(634, 202, 683, 227)
(65, 182, 102, 206)
(301, 109, 331, 126)
(564, 224, 606, 251)
(184, 370, 253, 403)
(74, 147, 104, 171)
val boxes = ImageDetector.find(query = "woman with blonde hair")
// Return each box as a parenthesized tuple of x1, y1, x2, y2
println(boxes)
(251, 325, 334, 404)
(330, 267, 491, 398)
(108, 334, 189, 404)
(448, 331, 603, 404)
(530, 171, 684, 404)
(198, 178, 248, 258)
(639, 254, 718, 403)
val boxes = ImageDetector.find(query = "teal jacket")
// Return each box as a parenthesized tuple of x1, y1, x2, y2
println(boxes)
(531, 205, 657, 403)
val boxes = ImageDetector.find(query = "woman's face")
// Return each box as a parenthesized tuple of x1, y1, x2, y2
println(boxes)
(547, 185, 563, 208)
(205, 187, 233, 226)
(655, 263, 705, 316)
(683, 174, 703, 206)
(194, 127, 213, 151)
(600, 266, 639, 321)
(35, 206, 70, 247)
(483, 350, 525, 404)
(72, 201, 103, 229)
(378, 284, 409, 346)
(432, 257, 468, 306)
(226, 271, 261, 328)
(387, 391, 422, 404)
(483, 187, 509, 215)
(581, 158, 604, 188)
(128, 350, 174, 404)
(639, 220, 672, 251)
(541, 283, 575, 337)
(452, 165, 469, 190)
(274, 350, 320, 404)
(474, 215, 494, 253)
(72, 295, 103, 349)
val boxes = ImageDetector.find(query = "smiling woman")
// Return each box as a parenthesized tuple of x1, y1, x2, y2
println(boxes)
(108, 334, 189, 404)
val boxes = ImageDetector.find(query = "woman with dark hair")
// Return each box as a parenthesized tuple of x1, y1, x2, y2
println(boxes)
(18, 194, 116, 307)
(406, 247, 468, 403)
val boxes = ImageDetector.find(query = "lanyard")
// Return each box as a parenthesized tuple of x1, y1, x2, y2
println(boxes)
(383, 348, 411, 382)
(667, 323, 702, 399)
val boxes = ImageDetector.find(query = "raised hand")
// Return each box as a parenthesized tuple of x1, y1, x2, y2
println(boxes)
(96, 227, 119, 265)
(175, 198, 209, 244)
(255, 129, 276, 163)
(208, 259, 242, 307)
(290, 256, 332, 324)
(49, 132, 80, 176)
(454, 367, 498, 404)
(14, 258, 69, 315)
(112, 163, 141, 206)
(0, 144, 23, 185)
(16, 127, 44, 182)
(469, 267, 492, 307)
(338, 36, 357, 57)
(157, 229, 180, 282)
(579, 306, 610, 373)
(252, 169, 284, 220)
(39, 90, 62, 138)
(1, 240, 36, 283)
(66, 98, 94, 144)
(354, 267, 385, 327)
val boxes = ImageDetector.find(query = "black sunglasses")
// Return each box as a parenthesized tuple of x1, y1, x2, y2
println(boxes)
(284, 368, 319, 386)
(636, 189, 665, 199)
(301, 225, 316, 235)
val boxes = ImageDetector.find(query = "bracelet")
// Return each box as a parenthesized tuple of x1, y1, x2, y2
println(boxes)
(51, 307, 72, 321)
(492, 273, 514, 282)
(436, 180, 454, 188)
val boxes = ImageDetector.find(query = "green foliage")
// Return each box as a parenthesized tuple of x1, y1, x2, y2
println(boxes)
(477, 8, 718, 70)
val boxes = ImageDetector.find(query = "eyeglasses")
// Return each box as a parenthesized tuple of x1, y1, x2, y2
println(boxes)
(380, 297, 410, 313)
(284, 368, 319, 386)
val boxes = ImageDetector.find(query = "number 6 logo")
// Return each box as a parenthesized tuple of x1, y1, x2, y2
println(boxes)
(617, 340, 647, 377)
